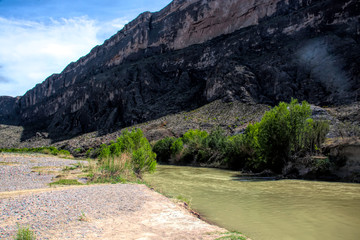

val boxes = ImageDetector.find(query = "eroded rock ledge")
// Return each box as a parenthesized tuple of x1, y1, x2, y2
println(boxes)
(0, 0, 359, 140)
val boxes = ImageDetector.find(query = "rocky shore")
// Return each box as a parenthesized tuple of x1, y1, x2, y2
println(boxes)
(0, 154, 229, 240)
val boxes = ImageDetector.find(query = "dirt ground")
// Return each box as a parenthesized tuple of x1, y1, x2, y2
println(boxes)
(0, 154, 229, 240)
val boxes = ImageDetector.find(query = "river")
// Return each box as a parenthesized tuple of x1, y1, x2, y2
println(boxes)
(144, 165, 360, 240)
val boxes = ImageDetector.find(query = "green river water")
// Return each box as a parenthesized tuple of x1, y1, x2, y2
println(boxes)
(143, 165, 360, 240)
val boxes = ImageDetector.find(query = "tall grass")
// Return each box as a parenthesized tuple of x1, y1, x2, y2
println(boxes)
(89, 128, 157, 183)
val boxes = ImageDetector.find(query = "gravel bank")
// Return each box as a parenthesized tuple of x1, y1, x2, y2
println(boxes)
(0, 154, 227, 239)
(0, 184, 225, 239)
(0, 184, 150, 239)
(0, 153, 87, 192)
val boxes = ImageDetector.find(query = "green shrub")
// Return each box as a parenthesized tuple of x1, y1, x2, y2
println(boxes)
(177, 128, 227, 165)
(73, 148, 82, 154)
(14, 225, 36, 240)
(85, 148, 94, 158)
(152, 137, 176, 162)
(98, 144, 111, 160)
(148, 100, 329, 173)
(240, 99, 329, 173)
(206, 127, 227, 151)
(302, 119, 330, 153)
(58, 149, 71, 156)
(181, 129, 209, 164)
(93, 128, 157, 181)
(256, 101, 297, 172)
(203, 127, 227, 164)
(182, 129, 208, 144)
(171, 138, 184, 155)
(132, 136, 157, 176)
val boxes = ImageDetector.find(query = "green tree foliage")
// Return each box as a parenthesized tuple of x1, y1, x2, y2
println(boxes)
(225, 123, 262, 170)
(302, 119, 330, 153)
(181, 129, 210, 164)
(152, 137, 176, 162)
(182, 129, 208, 144)
(152, 137, 184, 163)
(153, 129, 219, 164)
(152, 99, 329, 173)
(171, 138, 184, 155)
(256, 100, 310, 171)
(238, 99, 329, 172)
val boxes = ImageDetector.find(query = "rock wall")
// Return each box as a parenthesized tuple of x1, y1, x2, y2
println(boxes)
(0, 0, 359, 140)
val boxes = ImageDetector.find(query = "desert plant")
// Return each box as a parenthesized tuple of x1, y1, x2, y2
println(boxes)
(78, 211, 89, 222)
(14, 225, 36, 240)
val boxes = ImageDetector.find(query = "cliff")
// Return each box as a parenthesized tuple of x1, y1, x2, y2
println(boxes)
(0, 0, 359, 140)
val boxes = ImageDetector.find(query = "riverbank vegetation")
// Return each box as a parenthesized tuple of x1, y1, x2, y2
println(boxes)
(0, 146, 70, 157)
(88, 128, 157, 183)
(153, 99, 329, 174)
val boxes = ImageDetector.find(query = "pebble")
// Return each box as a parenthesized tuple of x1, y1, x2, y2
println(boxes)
(0, 153, 87, 192)
(0, 184, 151, 239)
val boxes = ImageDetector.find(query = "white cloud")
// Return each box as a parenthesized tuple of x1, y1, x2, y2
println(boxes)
(97, 17, 128, 40)
(0, 16, 127, 97)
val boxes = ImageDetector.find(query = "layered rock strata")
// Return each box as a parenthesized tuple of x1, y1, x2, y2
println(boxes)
(0, 0, 359, 139)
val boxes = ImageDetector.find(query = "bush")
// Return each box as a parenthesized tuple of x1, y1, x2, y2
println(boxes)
(171, 138, 184, 156)
(98, 144, 111, 160)
(93, 128, 157, 181)
(302, 119, 330, 153)
(182, 129, 208, 144)
(57, 149, 71, 156)
(85, 148, 94, 158)
(181, 129, 209, 164)
(206, 127, 227, 151)
(152, 137, 185, 163)
(225, 122, 266, 170)
(167, 128, 227, 165)
(14, 225, 36, 240)
(153, 137, 176, 162)
(132, 137, 157, 176)
(149, 99, 329, 173)
(240, 99, 329, 173)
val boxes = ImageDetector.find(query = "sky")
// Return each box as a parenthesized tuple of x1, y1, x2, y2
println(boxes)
(0, 0, 172, 97)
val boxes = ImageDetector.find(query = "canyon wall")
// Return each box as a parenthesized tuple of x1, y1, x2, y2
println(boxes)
(0, 0, 359, 139)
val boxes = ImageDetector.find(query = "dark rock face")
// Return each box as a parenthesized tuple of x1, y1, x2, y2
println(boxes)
(0, 0, 359, 140)
(0, 96, 19, 125)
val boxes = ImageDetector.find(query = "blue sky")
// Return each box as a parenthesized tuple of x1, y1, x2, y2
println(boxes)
(0, 0, 172, 97)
